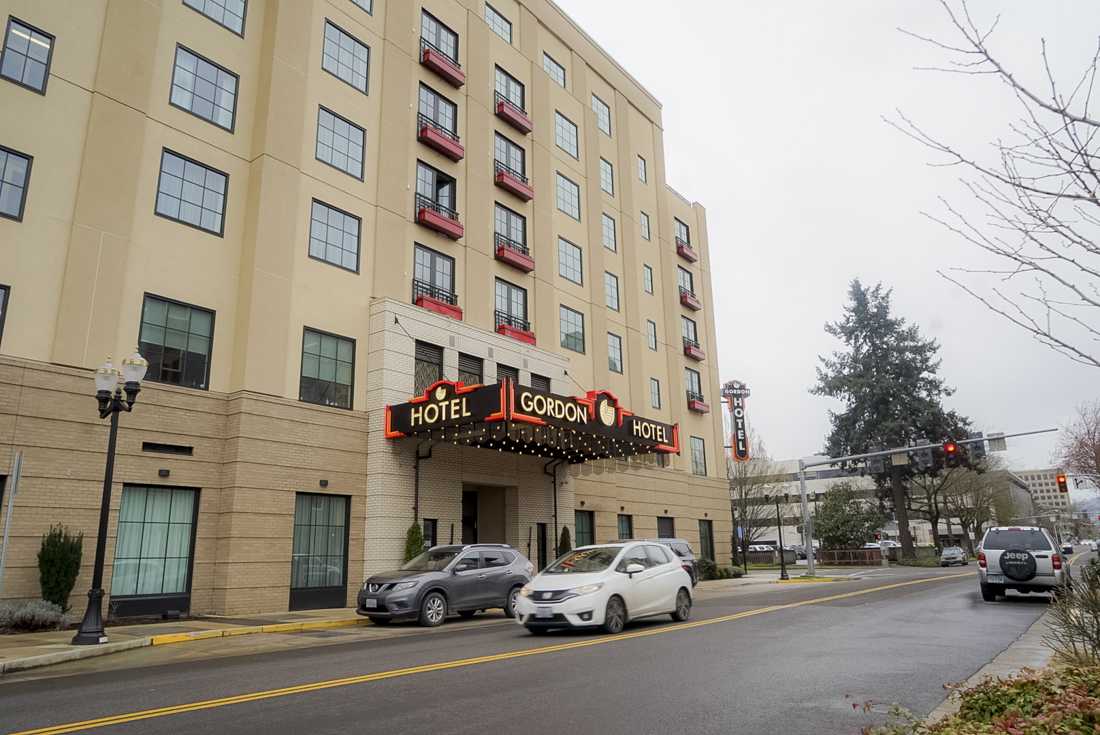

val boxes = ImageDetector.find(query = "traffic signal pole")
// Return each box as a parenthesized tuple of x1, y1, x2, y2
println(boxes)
(796, 427, 1057, 577)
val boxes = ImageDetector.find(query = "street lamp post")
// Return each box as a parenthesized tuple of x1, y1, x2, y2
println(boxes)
(767, 493, 790, 581)
(72, 351, 148, 645)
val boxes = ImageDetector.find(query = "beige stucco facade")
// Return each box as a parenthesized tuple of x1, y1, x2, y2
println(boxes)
(0, 0, 730, 616)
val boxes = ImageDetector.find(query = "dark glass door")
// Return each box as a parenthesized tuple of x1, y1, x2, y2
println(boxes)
(289, 493, 349, 610)
(536, 522, 548, 570)
(461, 490, 478, 544)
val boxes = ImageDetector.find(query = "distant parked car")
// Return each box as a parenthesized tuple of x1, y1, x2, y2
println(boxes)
(862, 542, 881, 549)
(1061, 542, 1075, 555)
(940, 546, 968, 567)
(1089, 540, 1098, 552)
(650, 538, 698, 586)
(748, 544, 774, 553)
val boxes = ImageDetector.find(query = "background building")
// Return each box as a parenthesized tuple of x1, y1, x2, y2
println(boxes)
(1018, 468, 1073, 539)
(0, 0, 729, 616)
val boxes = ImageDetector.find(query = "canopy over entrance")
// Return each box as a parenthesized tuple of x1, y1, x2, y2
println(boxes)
(385, 379, 679, 463)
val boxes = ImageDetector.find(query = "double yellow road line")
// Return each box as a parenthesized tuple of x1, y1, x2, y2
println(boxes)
(11, 572, 971, 735)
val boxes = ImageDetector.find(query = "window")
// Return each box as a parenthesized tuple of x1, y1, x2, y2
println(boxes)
(496, 363, 519, 383)
(322, 21, 369, 94)
(155, 150, 227, 236)
(458, 353, 483, 385)
(575, 510, 594, 547)
(531, 373, 551, 392)
(642, 264, 654, 294)
(682, 316, 698, 346)
(617, 514, 633, 540)
(646, 544, 671, 565)
(494, 202, 526, 251)
(494, 66, 525, 111)
(599, 158, 614, 195)
(674, 218, 690, 244)
(607, 333, 623, 374)
(484, 4, 511, 42)
(170, 46, 237, 131)
(601, 213, 616, 252)
(677, 266, 695, 295)
(543, 52, 565, 86)
(494, 133, 526, 180)
(699, 520, 715, 561)
(604, 272, 620, 311)
(555, 173, 580, 220)
(657, 516, 675, 539)
(290, 493, 349, 592)
(423, 518, 438, 549)
(481, 549, 513, 568)
(685, 367, 702, 400)
(646, 320, 657, 350)
(616, 545, 648, 572)
(420, 10, 458, 63)
(558, 237, 583, 285)
(1, 17, 53, 93)
(418, 83, 457, 136)
(640, 211, 651, 240)
(309, 200, 359, 272)
(650, 378, 661, 409)
(559, 305, 585, 353)
(0, 284, 7, 347)
(591, 94, 611, 135)
(300, 328, 354, 409)
(637, 155, 647, 183)
(110, 486, 198, 598)
(416, 161, 456, 213)
(414, 244, 455, 303)
(316, 106, 365, 180)
(554, 112, 578, 158)
(0, 145, 32, 221)
(495, 278, 528, 331)
(184, 0, 246, 35)
(139, 295, 215, 390)
(690, 436, 707, 476)
(414, 341, 443, 394)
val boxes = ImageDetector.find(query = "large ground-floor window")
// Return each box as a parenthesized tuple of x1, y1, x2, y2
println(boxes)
(290, 492, 349, 610)
(110, 485, 199, 616)
(699, 519, 715, 561)
(575, 510, 594, 547)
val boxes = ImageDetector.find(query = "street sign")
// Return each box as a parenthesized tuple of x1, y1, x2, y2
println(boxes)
(723, 380, 751, 462)
(987, 432, 1007, 452)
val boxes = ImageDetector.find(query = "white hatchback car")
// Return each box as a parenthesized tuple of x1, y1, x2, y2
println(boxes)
(514, 542, 693, 634)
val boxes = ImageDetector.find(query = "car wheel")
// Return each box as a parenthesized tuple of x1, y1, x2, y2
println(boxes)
(367, 616, 390, 626)
(602, 596, 627, 634)
(457, 609, 477, 619)
(940, 562, 948, 567)
(526, 626, 548, 635)
(963, 561, 969, 565)
(671, 588, 692, 622)
(504, 586, 522, 619)
(979, 582, 1001, 602)
(419, 591, 447, 627)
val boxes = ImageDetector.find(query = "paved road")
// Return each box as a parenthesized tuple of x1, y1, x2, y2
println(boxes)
(0, 566, 1059, 735)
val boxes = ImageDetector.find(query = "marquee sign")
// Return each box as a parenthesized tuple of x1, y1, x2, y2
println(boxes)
(385, 380, 679, 460)
(723, 380, 751, 462)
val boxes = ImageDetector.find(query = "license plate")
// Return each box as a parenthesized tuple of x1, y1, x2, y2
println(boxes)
(536, 606, 553, 619)
(987, 574, 1005, 584)
(363, 598, 378, 609)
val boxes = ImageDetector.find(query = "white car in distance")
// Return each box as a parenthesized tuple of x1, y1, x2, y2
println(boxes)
(514, 542, 693, 635)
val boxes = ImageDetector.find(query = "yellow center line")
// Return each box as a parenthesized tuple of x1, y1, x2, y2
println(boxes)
(10, 572, 971, 735)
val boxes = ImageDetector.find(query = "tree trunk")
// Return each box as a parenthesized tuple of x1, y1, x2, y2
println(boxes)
(891, 467, 916, 558)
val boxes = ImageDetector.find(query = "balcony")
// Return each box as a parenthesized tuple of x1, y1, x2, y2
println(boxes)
(494, 160, 534, 201)
(415, 193, 463, 240)
(686, 391, 710, 414)
(682, 338, 705, 361)
(420, 38, 465, 87)
(495, 310, 535, 345)
(494, 233, 535, 272)
(494, 92, 533, 134)
(675, 237, 698, 263)
(417, 113, 464, 161)
(679, 286, 702, 311)
(412, 279, 462, 321)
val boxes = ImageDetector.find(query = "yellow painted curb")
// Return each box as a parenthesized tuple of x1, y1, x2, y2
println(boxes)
(774, 577, 844, 584)
(150, 617, 368, 646)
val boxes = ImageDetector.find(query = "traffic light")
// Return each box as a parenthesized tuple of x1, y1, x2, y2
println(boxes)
(943, 440, 960, 468)
(912, 441, 935, 472)
(968, 432, 986, 465)
(1057, 473, 1069, 493)
(867, 452, 886, 476)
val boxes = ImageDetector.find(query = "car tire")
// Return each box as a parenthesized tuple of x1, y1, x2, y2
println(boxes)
(963, 561, 969, 566)
(367, 616, 390, 626)
(526, 626, 548, 635)
(979, 582, 1001, 602)
(940, 562, 948, 567)
(419, 591, 447, 627)
(602, 596, 627, 634)
(457, 609, 477, 619)
(504, 585, 522, 619)
(671, 588, 692, 622)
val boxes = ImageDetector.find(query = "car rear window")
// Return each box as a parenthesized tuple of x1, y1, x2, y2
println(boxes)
(982, 529, 1051, 551)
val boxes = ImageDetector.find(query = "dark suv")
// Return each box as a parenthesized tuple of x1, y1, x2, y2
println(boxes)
(357, 544, 534, 626)
(651, 538, 698, 586)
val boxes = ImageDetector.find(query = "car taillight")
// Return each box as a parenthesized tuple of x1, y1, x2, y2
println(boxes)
(1052, 554, 1062, 570)
(683, 564, 693, 575)
(977, 551, 986, 568)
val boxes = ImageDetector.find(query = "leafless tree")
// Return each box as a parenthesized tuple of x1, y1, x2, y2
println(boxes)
(1056, 399, 1100, 489)
(892, 1, 1100, 368)
(728, 434, 785, 568)
(908, 466, 970, 549)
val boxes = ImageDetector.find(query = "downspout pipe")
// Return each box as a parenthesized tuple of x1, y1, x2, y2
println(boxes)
(544, 459, 562, 556)
(413, 440, 433, 521)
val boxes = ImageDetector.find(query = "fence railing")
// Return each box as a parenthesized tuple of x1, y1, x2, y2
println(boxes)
(494, 90, 526, 116)
(415, 193, 459, 221)
(412, 278, 457, 305)
(495, 309, 530, 332)
(494, 159, 528, 184)
(420, 38, 460, 68)
(416, 112, 459, 142)
(494, 231, 529, 256)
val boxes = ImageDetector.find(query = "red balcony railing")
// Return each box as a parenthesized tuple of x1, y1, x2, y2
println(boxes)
(686, 391, 710, 414)
(415, 193, 463, 240)
(494, 91, 533, 134)
(494, 160, 533, 201)
(412, 279, 462, 320)
(679, 286, 702, 311)
(494, 232, 534, 272)
(682, 337, 705, 361)
(420, 38, 465, 87)
(417, 113, 464, 161)
(675, 237, 698, 263)
(495, 310, 535, 344)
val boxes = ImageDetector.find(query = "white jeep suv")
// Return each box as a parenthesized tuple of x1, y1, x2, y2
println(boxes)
(976, 526, 1070, 602)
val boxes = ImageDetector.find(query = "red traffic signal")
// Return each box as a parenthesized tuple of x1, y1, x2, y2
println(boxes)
(943, 441, 958, 455)
(1057, 473, 1069, 493)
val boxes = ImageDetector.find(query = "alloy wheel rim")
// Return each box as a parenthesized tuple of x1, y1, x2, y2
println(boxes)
(427, 596, 444, 622)
(677, 592, 690, 617)
(508, 590, 518, 615)
(608, 600, 624, 631)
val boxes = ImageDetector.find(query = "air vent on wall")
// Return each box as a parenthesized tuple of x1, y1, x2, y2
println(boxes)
(142, 442, 194, 456)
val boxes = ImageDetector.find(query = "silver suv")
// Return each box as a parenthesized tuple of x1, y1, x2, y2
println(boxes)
(977, 526, 1070, 601)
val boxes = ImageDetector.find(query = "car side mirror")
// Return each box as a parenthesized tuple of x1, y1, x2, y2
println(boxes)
(626, 562, 645, 578)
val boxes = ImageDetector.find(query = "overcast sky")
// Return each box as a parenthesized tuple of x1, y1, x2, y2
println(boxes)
(555, 0, 1099, 489)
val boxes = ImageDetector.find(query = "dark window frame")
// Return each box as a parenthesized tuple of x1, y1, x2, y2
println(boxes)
(183, 0, 247, 37)
(543, 52, 565, 87)
(0, 143, 32, 222)
(315, 105, 366, 181)
(418, 82, 458, 135)
(554, 111, 579, 159)
(557, 236, 583, 286)
(414, 340, 444, 394)
(494, 65, 525, 112)
(484, 3, 512, 43)
(699, 519, 715, 561)
(289, 492, 351, 610)
(607, 332, 623, 374)
(575, 509, 595, 547)
(599, 158, 614, 195)
(0, 16, 55, 95)
(604, 271, 620, 312)
(646, 319, 657, 350)
(559, 304, 585, 354)
(494, 132, 526, 178)
(642, 263, 654, 294)
(413, 243, 456, 302)
(650, 377, 661, 409)
(690, 436, 707, 476)
(420, 10, 458, 63)
(423, 517, 438, 548)
(601, 212, 616, 252)
(0, 283, 9, 349)
(555, 172, 581, 220)
(153, 147, 229, 237)
(321, 19, 370, 95)
(138, 292, 217, 391)
(617, 514, 633, 540)
(416, 159, 457, 211)
(591, 94, 611, 136)
(495, 277, 528, 329)
(682, 316, 698, 345)
(496, 362, 519, 383)
(299, 326, 356, 410)
(458, 352, 483, 385)
(308, 198, 361, 273)
(685, 367, 702, 397)
(657, 516, 675, 539)
(168, 43, 239, 133)
(531, 373, 551, 392)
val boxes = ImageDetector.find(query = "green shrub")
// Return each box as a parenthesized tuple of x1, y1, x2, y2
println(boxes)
(403, 522, 425, 563)
(0, 600, 65, 632)
(558, 527, 572, 556)
(1045, 557, 1100, 665)
(695, 558, 718, 580)
(37, 524, 83, 611)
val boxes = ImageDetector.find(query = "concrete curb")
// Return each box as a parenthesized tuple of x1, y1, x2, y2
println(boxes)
(0, 637, 151, 674)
